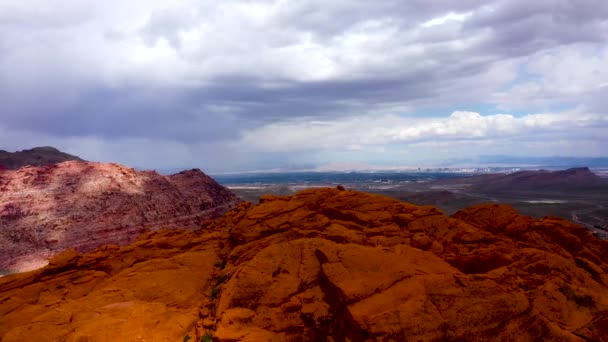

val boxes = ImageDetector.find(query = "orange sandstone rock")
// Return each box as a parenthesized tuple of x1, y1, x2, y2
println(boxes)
(1, 188, 607, 341)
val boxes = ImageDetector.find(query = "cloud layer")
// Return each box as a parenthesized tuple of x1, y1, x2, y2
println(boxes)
(0, 0, 607, 171)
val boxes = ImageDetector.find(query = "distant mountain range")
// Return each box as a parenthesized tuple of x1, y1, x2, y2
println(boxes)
(307, 155, 608, 173)
(432, 167, 608, 192)
(0, 146, 83, 170)
(449, 155, 608, 168)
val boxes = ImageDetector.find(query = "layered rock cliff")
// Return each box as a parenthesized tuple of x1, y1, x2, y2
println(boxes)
(0, 188, 607, 341)
(0, 161, 242, 272)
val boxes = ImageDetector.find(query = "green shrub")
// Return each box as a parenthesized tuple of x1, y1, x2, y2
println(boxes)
(210, 287, 220, 300)
(559, 283, 595, 307)
(184, 334, 191, 342)
(201, 333, 213, 342)
(214, 259, 226, 269)
(209, 273, 229, 300)
(0, 269, 15, 277)
(214, 274, 228, 287)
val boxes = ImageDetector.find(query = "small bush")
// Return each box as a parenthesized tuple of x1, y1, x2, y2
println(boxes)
(214, 274, 228, 287)
(210, 287, 220, 300)
(214, 259, 226, 269)
(0, 269, 15, 277)
(184, 334, 191, 342)
(201, 333, 213, 342)
(559, 283, 595, 307)
(210, 273, 229, 300)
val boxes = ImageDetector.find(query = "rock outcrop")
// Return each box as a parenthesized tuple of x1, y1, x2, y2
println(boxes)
(0, 188, 607, 341)
(0, 161, 242, 272)
(0, 146, 83, 170)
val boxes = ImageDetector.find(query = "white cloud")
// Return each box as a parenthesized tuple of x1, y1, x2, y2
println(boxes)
(493, 45, 608, 111)
(421, 12, 473, 28)
(1, 0, 608, 171)
(240, 110, 608, 153)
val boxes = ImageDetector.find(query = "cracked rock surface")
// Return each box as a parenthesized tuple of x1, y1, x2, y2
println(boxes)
(1, 188, 607, 341)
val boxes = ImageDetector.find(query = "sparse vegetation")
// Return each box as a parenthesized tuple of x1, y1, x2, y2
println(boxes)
(210, 273, 229, 300)
(214, 259, 226, 269)
(201, 332, 213, 342)
(210, 286, 220, 300)
(183, 334, 191, 342)
(214, 274, 228, 287)
(559, 283, 595, 307)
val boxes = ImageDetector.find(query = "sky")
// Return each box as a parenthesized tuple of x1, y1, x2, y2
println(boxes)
(0, 0, 607, 173)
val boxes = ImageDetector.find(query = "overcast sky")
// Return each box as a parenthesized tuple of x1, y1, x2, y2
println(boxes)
(1, 0, 607, 172)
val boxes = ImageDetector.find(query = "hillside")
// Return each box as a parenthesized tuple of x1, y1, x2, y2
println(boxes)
(0, 188, 606, 341)
(431, 167, 608, 193)
(0, 161, 242, 272)
(0, 146, 83, 169)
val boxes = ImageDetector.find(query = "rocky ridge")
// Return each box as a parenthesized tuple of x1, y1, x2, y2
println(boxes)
(0, 187, 607, 341)
(0, 161, 242, 272)
(0, 146, 83, 170)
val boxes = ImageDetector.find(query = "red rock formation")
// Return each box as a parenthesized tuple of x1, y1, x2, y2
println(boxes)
(0, 188, 606, 341)
(0, 161, 242, 272)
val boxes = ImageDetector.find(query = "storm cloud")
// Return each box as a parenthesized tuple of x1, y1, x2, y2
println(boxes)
(0, 0, 607, 172)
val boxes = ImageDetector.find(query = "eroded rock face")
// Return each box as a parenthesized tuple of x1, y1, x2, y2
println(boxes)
(0, 161, 242, 272)
(1, 188, 607, 341)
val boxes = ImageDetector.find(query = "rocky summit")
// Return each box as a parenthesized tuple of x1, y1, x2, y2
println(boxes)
(0, 161, 242, 272)
(1, 188, 607, 341)
(0, 146, 83, 170)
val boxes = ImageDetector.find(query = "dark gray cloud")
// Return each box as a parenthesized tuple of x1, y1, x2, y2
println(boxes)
(2, 84, 242, 142)
(467, 0, 608, 57)
(0, 0, 606, 171)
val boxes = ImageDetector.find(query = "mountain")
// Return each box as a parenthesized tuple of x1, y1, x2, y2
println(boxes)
(0, 161, 242, 272)
(474, 155, 608, 168)
(0, 146, 83, 169)
(432, 167, 608, 193)
(1, 188, 606, 341)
